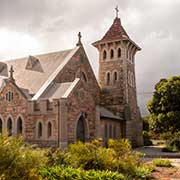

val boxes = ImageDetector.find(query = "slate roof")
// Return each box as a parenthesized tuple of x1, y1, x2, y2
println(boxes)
(100, 106, 123, 120)
(39, 78, 80, 100)
(0, 47, 79, 97)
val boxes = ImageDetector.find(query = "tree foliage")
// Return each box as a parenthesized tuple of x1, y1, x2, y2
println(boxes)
(147, 76, 180, 134)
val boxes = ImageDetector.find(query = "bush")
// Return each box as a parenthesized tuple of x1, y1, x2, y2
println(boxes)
(143, 131, 153, 146)
(134, 165, 154, 179)
(153, 158, 172, 167)
(0, 135, 47, 180)
(67, 140, 115, 170)
(108, 139, 142, 176)
(40, 166, 126, 180)
(0, 136, 153, 180)
(162, 132, 180, 152)
(45, 148, 69, 166)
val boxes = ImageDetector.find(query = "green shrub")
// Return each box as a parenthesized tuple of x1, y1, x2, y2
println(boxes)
(162, 132, 180, 152)
(153, 158, 172, 167)
(40, 166, 126, 180)
(143, 131, 153, 146)
(64, 139, 152, 179)
(67, 140, 115, 170)
(45, 148, 69, 166)
(134, 164, 154, 179)
(0, 135, 47, 180)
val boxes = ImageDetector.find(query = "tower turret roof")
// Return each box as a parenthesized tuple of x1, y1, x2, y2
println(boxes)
(101, 17, 129, 42)
(92, 17, 141, 50)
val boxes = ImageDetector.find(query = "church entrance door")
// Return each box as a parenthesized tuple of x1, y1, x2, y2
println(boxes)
(76, 115, 86, 142)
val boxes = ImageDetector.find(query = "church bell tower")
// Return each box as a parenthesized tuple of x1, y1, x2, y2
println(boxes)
(92, 7, 143, 146)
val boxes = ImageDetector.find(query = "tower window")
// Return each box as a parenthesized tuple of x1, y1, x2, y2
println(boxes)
(118, 48, 121, 58)
(106, 72, 111, 85)
(103, 50, 107, 60)
(47, 122, 52, 138)
(110, 49, 114, 59)
(113, 72, 118, 84)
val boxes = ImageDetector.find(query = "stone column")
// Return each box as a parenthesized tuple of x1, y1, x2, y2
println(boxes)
(95, 105, 101, 138)
(59, 98, 68, 148)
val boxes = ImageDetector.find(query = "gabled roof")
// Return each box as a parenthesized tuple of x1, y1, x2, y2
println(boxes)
(39, 82, 73, 100)
(39, 78, 80, 101)
(0, 47, 79, 96)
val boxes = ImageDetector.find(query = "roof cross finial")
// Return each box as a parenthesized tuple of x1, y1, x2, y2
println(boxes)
(115, 5, 119, 18)
(76, 32, 82, 46)
(9, 65, 15, 82)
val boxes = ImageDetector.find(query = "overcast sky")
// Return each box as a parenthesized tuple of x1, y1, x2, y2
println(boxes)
(0, 0, 179, 116)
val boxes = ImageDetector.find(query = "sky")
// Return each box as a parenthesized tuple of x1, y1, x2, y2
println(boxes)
(0, 0, 179, 116)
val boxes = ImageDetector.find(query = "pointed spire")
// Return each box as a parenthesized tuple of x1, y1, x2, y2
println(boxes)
(115, 5, 119, 18)
(9, 65, 15, 82)
(76, 32, 82, 46)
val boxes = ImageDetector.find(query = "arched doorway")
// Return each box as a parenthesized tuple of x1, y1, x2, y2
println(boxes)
(76, 115, 87, 142)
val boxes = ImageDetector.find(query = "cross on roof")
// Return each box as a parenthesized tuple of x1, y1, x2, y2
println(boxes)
(9, 65, 15, 82)
(115, 5, 119, 18)
(76, 32, 82, 46)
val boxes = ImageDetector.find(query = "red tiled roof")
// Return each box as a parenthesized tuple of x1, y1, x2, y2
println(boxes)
(92, 17, 141, 50)
(101, 17, 129, 42)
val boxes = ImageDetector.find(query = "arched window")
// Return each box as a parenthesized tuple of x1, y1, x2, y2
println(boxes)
(7, 118, 12, 136)
(118, 48, 121, 58)
(106, 72, 110, 85)
(17, 117, 23, 135)
(103, 50, 107, 60)
(0, 118, 2, 134)
(37, 122, 42, 139)
(113, 72, 118, 84)
(110, 49, 114, 59)
(5, 91, 14, 102)
(47, 122, 52, 138)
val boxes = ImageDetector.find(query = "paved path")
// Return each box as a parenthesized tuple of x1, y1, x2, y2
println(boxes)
(135, 146, 180, 167)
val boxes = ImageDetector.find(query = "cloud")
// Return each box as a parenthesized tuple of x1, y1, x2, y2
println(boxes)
(0, 0, 179, 115)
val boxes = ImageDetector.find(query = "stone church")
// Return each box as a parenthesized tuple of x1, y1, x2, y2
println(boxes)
(0, 13, 143, 148)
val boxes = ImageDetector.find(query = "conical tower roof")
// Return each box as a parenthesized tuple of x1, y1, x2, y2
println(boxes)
(92, 17, 141, 50)
(101, 17, 129, 42)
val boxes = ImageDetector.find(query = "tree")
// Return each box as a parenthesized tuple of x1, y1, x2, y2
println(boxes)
(147, 76, 180, 134)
